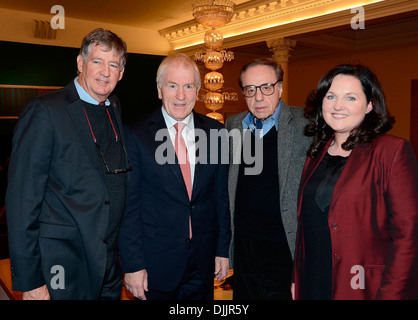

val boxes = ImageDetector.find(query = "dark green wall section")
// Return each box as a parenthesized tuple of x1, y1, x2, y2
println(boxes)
(0, 41, 80, 86)
(112, 52, 165, 124)
(0, 40, 165, 126)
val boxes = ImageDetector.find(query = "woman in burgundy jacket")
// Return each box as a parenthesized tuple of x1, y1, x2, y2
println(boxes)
(292, 64, 418, 300)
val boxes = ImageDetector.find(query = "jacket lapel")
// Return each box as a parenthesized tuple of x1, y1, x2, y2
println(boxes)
(329, 143, 372, 206)
(109, 97, 124, 140)
(67, 101, 107, 184)
(300, 139, 332, 185)
(299, 139, 372, 216)
(108, 97, 131, 170)
(191, 111, 206, 200)
(277, 102, 293, 197)
(227, 111, 246, 210)
(148, 108, 186, 194)
(64, 82, 106, 184)
(296, 140, 330, 220)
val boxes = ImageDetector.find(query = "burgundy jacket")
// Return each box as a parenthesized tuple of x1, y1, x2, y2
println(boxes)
(293, 134, 418, 300)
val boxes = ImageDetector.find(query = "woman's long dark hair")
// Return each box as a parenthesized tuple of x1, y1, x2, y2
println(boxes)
(304, 64, 395, 158)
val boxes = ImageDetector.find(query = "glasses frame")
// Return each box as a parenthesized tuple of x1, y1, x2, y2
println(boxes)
(94, 139, 133, 175)
(83, 105, 133, 175)
(241, 80, 281, 98)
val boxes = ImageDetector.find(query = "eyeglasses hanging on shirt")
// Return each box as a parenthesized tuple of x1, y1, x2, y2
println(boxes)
(83, 105, 132, 174)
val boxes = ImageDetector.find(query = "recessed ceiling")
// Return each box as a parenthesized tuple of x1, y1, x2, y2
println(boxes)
(0, 0, 251, 30)
(231, 9, 418, 60)
(1, 0, 417, 58)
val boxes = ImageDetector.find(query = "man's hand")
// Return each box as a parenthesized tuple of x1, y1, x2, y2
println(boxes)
(124, 269, 148, 300)
(214, 257, 229, 282)
(291, 283, 295, 300)
(22, 284, 50, 300)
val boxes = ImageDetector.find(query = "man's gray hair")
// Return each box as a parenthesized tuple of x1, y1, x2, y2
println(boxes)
(79, 28, 128, 69)
(156, 53, 201, 89)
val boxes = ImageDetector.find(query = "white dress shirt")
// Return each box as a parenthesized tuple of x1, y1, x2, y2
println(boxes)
(161, 107, 196, 186)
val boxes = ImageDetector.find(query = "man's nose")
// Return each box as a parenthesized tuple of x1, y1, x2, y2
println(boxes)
(254, 87, 264, 101)
(101, 64, 110, 77)
(176, 87, 186, 100)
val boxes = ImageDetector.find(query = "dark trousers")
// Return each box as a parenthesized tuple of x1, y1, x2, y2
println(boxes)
(99, 249, 123, 300)
(146, 242, 213, 300)
(233, 234, 293, 300)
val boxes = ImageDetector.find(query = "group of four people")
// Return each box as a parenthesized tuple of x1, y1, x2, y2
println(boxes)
(5, 28, 418, 300)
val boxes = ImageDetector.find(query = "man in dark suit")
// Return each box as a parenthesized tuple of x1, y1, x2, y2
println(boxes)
(118, 53, 231, 300)
(6, 28, 130, 299)
(226, 58, 311, 300)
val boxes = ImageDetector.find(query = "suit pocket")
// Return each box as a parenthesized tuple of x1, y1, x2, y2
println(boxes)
(39, 222, 78, 240)
(364, 264, 385, 298)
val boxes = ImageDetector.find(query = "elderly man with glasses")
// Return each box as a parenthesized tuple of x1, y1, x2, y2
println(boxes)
(225, 58, 311, 300)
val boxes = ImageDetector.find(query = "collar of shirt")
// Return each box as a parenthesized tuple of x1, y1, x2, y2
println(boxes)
(74, 77, 110, 106)
(161, 106, 194, 135)
(161, 106, 196, 183)
(242, 100, 281, 138)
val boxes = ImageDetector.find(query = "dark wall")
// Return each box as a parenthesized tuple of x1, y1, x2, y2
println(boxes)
(0, 40, 165, 126)
(112, 52, 165, 124)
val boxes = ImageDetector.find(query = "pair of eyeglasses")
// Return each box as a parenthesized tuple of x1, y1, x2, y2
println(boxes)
(241, 80, 281, 98)
(83, 106, 133, 174)
(95, 139, 133, 174)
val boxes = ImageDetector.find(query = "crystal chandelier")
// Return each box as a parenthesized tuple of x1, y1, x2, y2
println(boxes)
(192, 0, 237, 123)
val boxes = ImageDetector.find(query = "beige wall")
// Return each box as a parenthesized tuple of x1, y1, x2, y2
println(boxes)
(0, 8, 170, 55)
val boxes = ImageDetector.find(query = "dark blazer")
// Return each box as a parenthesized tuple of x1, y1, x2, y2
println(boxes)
(294, 135, 418, 299)
(118, 108, 231, 291)
(225, 102, 311, 264)
(6, 81, 129, 299)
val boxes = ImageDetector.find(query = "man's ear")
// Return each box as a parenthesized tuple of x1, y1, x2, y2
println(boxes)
(76, 55, 84, 74)
(277, 82, 283, 99)
(118, 67, 125, 81)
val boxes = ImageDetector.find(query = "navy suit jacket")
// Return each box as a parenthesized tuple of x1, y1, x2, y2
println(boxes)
(118, 108, 231, 291)
(6, 81, 129, 299)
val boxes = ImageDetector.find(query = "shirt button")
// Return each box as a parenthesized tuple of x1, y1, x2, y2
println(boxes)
(332, 223, 338, 230)
(334, 253, 340, 260)
(104, 201, 110, 205)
